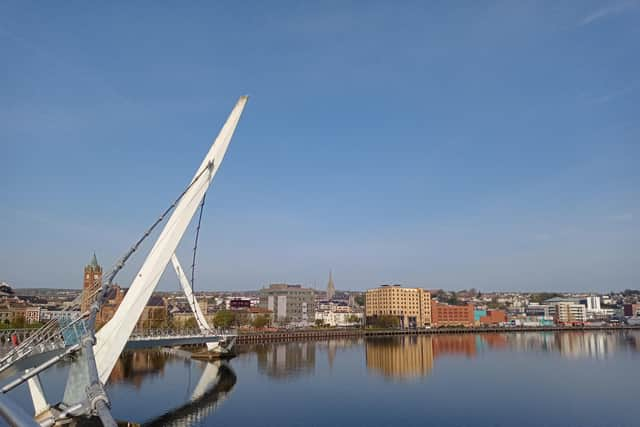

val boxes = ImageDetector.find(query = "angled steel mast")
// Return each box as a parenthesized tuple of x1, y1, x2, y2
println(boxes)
(94, 95, 248, 383)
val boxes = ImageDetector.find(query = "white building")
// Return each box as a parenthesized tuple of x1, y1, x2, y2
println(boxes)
(579, 296, 613, 320)
(582, 296, 601, 312)
(315, 310, 363, 327)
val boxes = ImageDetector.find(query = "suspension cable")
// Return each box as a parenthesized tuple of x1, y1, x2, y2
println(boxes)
(97, 159, 214, 305)
(191, 192, 206, 293)
(190, 193, 208, 331)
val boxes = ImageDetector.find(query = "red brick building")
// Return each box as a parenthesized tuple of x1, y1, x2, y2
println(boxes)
(480, 309, 507, 325)
(431, 302, 474, 327)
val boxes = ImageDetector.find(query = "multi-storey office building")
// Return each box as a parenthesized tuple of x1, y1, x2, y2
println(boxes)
(525, 304, 552, 317)
(552, 302, 587, 324)
(259, 284, 315, 326)
(365, 285, 431, 328)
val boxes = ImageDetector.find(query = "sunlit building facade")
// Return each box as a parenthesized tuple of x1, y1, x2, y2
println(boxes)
(365, 285, 431, 328)
(431, 302, 474, 327)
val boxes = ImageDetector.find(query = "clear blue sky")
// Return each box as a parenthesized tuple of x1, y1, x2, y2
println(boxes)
(2, 1, 639, 292)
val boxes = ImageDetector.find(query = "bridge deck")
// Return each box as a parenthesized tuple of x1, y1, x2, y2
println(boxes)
(0, 332, 235, 377)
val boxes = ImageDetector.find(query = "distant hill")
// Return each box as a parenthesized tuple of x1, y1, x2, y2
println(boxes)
(12, 288, 81, 296)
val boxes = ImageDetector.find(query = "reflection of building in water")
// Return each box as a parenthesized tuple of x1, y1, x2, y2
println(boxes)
(507, 332, 559, 354)
(555, 332, 613, 360)
(256, 342, 316, 379)
(364, 332, 640, 381)
(327, 341, 337, 370)
(366, 336, 433, 380)
(481, 333, 508, 349)
(109, 350, 168, 388)
(313, 338, 363, 370)
(629, 332, 640, 352)
(432, 334, 477, 359)
(502, 331, 640, 360)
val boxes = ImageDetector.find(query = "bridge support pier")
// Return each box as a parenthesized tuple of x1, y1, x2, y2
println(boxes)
(26, 371, 50, 418)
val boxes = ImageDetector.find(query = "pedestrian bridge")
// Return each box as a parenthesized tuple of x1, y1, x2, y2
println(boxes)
(0, 328, 236, 385)
(126, 329, 237, 350)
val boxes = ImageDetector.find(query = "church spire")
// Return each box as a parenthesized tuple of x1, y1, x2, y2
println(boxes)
(327, 269, 335, 300)
(89, 252, 99, 268)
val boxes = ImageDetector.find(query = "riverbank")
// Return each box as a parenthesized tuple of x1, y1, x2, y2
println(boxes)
(236, 325, 640, 344)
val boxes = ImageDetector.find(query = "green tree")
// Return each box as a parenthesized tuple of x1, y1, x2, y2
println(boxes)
(354, 294, 365, 306)
(213, 310, 235, 328)
(368, 315, 399, 329)
(12, 317, 26, 329)
(529, 292, 562, 304)
(184, 317, 198, 329)
(252, 315, 270, 329)
(314, 319, 325, 327)
(448, 292, 459, 305)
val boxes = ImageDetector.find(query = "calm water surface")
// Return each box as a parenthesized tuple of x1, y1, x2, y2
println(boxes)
(6, 331, 640, 427)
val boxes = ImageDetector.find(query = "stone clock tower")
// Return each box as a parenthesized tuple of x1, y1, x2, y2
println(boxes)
(81, 253, 102, 313)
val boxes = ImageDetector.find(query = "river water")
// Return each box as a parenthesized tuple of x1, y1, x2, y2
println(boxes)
(5, 330, 640, 426)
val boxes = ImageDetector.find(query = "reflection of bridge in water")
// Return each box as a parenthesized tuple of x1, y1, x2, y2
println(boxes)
(108, 349, 236, 427)
(143, 362, 236, 427)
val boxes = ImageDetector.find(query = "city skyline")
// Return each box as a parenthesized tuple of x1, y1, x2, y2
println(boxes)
(3, 251, 638, 295)
(3, 1, 639, 292)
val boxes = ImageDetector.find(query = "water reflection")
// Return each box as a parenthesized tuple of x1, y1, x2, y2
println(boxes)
(503, 331, 639, 360)
(7, 331, 638, 427)
(245, 339, 364, 380)
(110, 350, 169, 388)
(254, 342, 316, 380)
(365, 330, 640, 380)
(108, 350, 236, 426)
(366, 336, 433, 379)
(321, 338, 364, 370)
(143, 362, 236, 427)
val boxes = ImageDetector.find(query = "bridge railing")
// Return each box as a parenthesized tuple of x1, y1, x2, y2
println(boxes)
(128, 328, 237, 339)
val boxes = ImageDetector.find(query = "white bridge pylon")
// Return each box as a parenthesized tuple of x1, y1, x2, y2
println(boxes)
(94, 96, 248, 384)
(171, 254, 217, 351)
